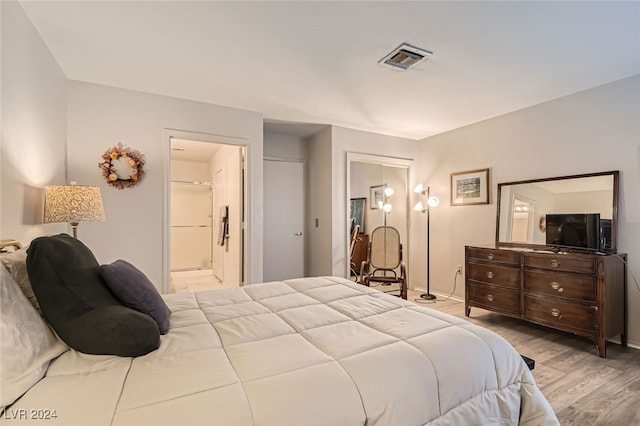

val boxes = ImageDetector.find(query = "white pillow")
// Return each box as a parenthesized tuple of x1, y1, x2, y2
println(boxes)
(0, 249, 42, 315)
(0, 265, 68, 410)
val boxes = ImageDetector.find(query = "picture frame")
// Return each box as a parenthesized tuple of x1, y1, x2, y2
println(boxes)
(349, 198, 366, 233)
(451, 168, 489, 206)
(370, 184, 386, 210)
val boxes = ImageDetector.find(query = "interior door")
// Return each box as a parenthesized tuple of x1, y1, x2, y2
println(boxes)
(263, 159, 304, 281)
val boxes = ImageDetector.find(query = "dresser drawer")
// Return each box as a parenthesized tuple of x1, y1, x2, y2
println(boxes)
(524, 253, 595, 274)
(468, 284, 520, 316)
(524, 295, 595, 334)
(467, 247, 520, 265)
(468, 262, 520, 289)
(524, 270, 596, 302)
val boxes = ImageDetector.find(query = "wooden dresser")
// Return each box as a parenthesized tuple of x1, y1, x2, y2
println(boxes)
(465, 245, 627, 357)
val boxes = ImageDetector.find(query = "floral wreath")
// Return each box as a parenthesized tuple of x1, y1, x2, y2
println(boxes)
(99, 143, 145, 189)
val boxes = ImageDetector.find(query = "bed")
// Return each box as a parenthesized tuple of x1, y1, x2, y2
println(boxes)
(1, 236, 558, 425)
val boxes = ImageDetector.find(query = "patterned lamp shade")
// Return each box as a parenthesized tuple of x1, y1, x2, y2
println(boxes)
(44, 185, 106, 238)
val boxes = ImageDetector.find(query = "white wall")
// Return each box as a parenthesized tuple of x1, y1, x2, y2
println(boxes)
(417, 75, 640, 347)
(264, 131, 306, 160)
(556, 190, 612, 218)
(305, 127, 333, 276)
(1, 1, 67, 243)
(66, 81, 263, 289)
(171, 159, 210, 182)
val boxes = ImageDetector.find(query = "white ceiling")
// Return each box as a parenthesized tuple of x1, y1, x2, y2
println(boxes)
(20, 1, 640, 140)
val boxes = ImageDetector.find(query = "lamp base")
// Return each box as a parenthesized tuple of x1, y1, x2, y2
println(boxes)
(420, 293, 436, 301)
(70, 222, 79, 239)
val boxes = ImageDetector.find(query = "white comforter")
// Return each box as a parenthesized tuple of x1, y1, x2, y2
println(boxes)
(4, 276, 558, 425)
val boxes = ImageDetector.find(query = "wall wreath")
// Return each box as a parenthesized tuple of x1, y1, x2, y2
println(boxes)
(99, 143, 146, 189)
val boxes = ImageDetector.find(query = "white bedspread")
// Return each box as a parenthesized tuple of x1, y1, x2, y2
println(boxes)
(3, 276, 558, 425)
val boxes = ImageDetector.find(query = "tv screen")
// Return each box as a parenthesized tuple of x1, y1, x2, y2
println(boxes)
(545, 213, 601, 251)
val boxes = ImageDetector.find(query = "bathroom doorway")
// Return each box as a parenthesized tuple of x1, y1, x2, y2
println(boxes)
(169, 137, 245, 293)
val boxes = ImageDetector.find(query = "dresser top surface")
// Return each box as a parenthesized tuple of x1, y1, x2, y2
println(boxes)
(466, 244, 625, 257)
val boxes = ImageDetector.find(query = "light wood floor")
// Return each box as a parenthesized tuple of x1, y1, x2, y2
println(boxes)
(406, 289, 640, 425)
(170, 269, 237, 293)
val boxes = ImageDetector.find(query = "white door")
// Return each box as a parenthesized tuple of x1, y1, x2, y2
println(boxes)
(263, 160, 304, 281)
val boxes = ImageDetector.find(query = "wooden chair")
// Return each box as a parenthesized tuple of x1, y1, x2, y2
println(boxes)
(359, 226, 407, 299)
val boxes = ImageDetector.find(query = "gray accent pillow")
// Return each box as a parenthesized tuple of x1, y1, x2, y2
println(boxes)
(101, 260, 171, 334)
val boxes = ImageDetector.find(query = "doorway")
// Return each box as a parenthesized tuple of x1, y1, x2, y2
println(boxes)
(169, 137, 246, 293)
(263, 159, 305, 281)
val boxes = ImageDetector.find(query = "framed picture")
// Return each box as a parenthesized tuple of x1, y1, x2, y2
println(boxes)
(350, 198, 366, 233)
(451, 168, 489, 206)
(370, 184, 386, 210)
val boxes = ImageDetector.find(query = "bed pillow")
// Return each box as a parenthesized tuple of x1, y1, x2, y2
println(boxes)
(0, 265, 68, 411)
(0, 248, 42, 315)
(26, 234, 160, 356)
(101, 260, 171, 334)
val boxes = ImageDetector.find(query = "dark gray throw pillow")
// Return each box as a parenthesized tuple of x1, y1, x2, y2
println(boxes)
(101, 260, 171, 334)
(27, 234, 160, 357)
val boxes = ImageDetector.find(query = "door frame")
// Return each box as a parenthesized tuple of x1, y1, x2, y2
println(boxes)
(162, 128, 249, 293)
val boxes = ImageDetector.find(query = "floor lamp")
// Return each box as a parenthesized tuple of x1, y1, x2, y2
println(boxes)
(414, 184, 439, 300)
(382, 186, 394, 226)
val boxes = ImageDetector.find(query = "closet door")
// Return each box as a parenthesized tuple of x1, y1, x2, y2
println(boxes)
(263, 159, 305, 281)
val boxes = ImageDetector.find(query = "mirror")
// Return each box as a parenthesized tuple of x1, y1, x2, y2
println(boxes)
(496, 171, 619, 252)
(347, 153, 411, 278)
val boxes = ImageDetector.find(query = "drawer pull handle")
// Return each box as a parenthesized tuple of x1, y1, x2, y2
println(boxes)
(550, 260, 560, 268)
(487, 253, 495, 261)
(487, 294, 495, 302)
(550, 282, 564, 292)
(551, 308, 562, 318)
(487, 271, 495, 279)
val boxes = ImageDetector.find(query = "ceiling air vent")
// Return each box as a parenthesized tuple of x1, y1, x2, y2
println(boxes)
(379, 43, 432, 70)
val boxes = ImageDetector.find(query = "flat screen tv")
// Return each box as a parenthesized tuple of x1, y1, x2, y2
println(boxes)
(545, 213, 601, 251)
